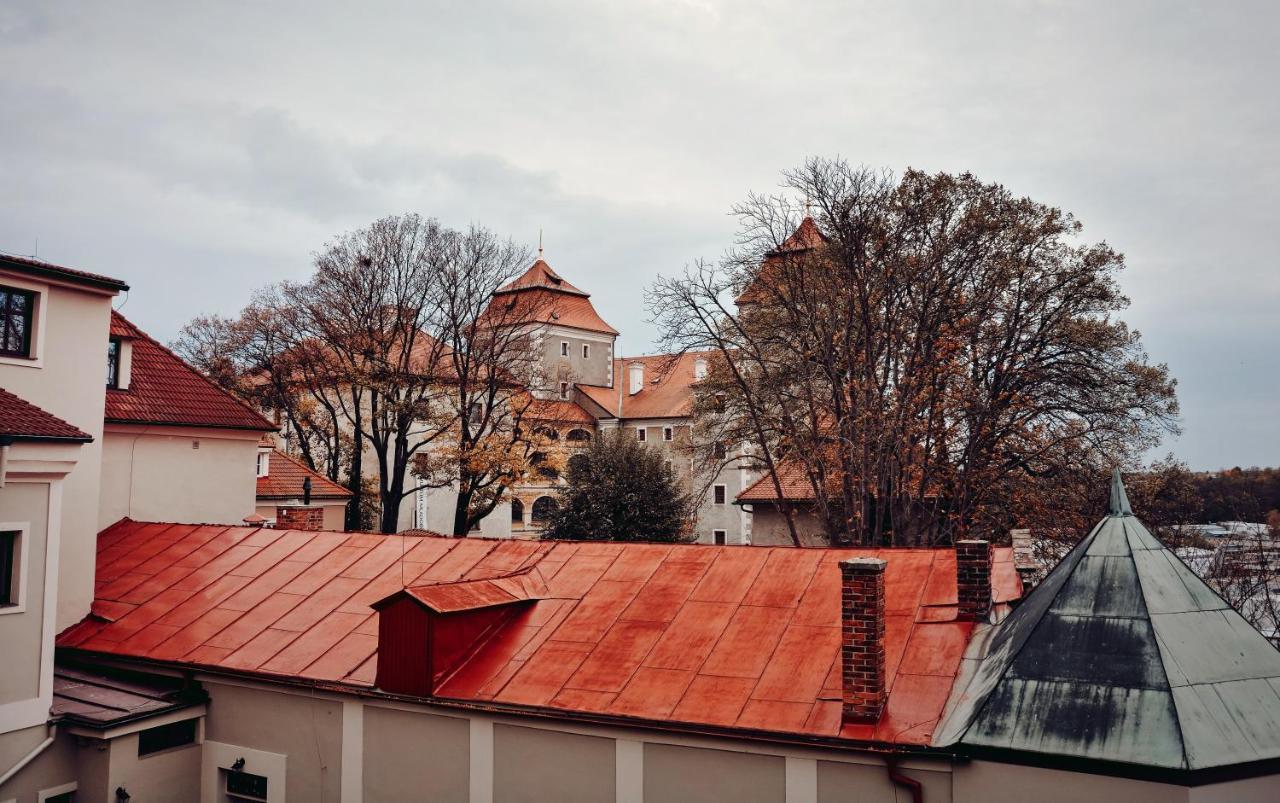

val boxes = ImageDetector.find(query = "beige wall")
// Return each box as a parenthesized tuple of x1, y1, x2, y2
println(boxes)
(818, 757, 952, 802)
(0, 269, 113, 631)
(644, 742, 785, 803)
(202, 680, 343, 803)
(748, 504, 832, 546)
(0, 482, 49, 708)
(952, 760, 1197, 803)
(255, 501, 347, 531)
(363, 704, 469, 802)
(493, 723, 615, 803)
(0, 726, 78, 803)
(539, 325, 615, 390)
(100, 425, 260, 528)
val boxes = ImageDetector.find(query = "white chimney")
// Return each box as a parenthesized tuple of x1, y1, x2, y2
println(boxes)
(694, 357, 708, 381)
(629, 363, 644, 395)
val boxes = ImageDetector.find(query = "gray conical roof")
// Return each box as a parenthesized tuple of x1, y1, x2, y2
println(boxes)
(936, 471, 1280, 778)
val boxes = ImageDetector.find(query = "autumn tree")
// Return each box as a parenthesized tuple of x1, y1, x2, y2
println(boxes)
(651, 159, 1180, 546)
(543, 430, 690, 542)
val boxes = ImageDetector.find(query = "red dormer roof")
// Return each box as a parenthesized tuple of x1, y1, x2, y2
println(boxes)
(105, 311, 275, 432)
(61, 520, 1022, 749)
(0, 387, 92, 443)
(256, 450, 353, 501)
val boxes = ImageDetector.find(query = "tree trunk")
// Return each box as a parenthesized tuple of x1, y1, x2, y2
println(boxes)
(345, 421, 364, 531)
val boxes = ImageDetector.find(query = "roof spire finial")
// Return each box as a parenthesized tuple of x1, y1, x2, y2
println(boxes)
(1108, 468, 1133, 517)
(803, 194, 813, 218)
(538, 228, 544, 258)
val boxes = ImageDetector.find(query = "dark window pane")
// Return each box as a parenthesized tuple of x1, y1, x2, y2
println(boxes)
(138, 718, 198, 756)
(107, 340, 119, 387)
(226, 770, 269, 800)
(1, 531, 17, 605)
(0, 286, 34, 357)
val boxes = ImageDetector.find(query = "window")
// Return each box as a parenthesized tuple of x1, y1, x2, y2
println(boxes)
(256, 451, 270, 478)
(468, 402, 483, 424)
(582, 344, 590, 359)
(138, 718, 198, 756)
(713, 530, 727, 545)
(559, 381, 569, 399)
(44, 793, 75, 803)
(531, 496, 558, 524)
(566, 428, 591, 443)
(0, 284, 35, 357)
(713, 442, 728, 459)
(1, 530, 18, 606)
(663, 426, 673, 442)
(560, 341, 569, 357)
(636, 427, 646, 442)
(107, 338, 121, 387)
(39, 785, 77, 803)
(225, 770, 269, 802)
(510, 498, 524, 524)
(713, 485, 727, 505)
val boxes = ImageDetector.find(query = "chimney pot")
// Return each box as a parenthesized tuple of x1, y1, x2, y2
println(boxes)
(956, 539, 994, 621)
(840, 557, 887, 724)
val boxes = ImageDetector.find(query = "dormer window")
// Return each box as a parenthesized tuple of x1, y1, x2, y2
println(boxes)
(256, 450, 270, 477)
(107, 337, 121, 387)
(0, 284, 34, 358)
(694, 357, 708, 381)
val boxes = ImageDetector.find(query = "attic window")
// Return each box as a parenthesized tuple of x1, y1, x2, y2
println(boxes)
(256, 451, 270, 478)
(107, 338, 121, 388)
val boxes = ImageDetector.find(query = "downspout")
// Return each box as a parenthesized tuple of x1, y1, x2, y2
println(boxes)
(885, 756, 923, 803)
(0, 724, 57, 787)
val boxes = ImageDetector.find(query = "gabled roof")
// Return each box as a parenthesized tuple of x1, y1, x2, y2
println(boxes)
(105, 311, 275, 432)
(737, 216, 828, 306)
(257, 450, 353, 501)
(0, 387, 93, 443)
(936, 471, 1280, 781)
(376, 566, 548, 614)
(522, 398, 598, 425)
(495, 259, 590, 297)
(578, 351, 710, 420)
(63, 519, 1020, 749)
(1, 253, 129, 293)
(51, 661, 205, 730)
(737, 458, 828, 503)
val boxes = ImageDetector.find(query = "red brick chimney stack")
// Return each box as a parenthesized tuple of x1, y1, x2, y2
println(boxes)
(840, 557, 887, 723)
(956, 539, 993, 621)
(276, 505, 323, 531)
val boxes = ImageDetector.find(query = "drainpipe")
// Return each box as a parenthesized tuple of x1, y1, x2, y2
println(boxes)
(0, 724, 57, 787)
(885, 756, 923, 803)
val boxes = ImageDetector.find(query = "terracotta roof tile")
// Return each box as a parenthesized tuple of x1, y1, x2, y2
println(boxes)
(578, 351, 711, 420)
(105, 311, 275, 431)
(495, 259, 589, 296)
(65, 519, 1023, 748)
(0, 387, 92, 442)
(482, 259, 617, 335)
(257, 450, 353, 500)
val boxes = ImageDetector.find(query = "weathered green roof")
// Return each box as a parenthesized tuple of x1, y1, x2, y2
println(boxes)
(936, 470, 1280, 780)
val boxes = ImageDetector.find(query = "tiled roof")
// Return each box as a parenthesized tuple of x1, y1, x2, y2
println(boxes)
(62, 520, 1021, 748)
(482, 259, 617, 336)
(578, 351, 711, 420)
(737, 216, 828, 306)
(495, 260, 589, 296)
(737, 459, 822, 502)
(1, 253, 129, 293)
(257, 450, 353, 501)
(105, 311, 275, 431)
(0, 387, 92, 442)
(523, 398, 598, 425)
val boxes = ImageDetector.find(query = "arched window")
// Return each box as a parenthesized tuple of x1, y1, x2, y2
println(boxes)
(510, 498, 524, 524)
(532, 496, 558, 524)
(530, 451, 558, 480)
(568, 454, 589, 476)
(534, 426, 559, 441)
(566, 428, 592, 443)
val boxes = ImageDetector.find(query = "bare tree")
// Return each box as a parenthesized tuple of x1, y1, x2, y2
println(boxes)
(651, 160, 1180, 546)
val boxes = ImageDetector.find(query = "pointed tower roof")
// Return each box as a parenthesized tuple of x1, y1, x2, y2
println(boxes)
(737, 216, 829, 306)
(936, 470, 1280, 783)
(494, 259, 589, 297)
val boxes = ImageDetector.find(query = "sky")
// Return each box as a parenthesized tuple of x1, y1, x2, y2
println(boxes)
(1, 1, 1277, 470)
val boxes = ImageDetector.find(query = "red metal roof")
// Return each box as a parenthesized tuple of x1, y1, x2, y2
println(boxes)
(105, 312, 275, 431)
(63, 520, 1021, 747)
(257, 450, 353, 501)
(0, 387, 92, 442)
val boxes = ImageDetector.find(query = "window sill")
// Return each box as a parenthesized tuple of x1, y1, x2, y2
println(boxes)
(0, 353, 41, 369)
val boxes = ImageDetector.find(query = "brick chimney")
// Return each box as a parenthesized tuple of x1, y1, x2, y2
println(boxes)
(840, 557, 887, 723)
(956, 539, 993, 621)
(276, 505, 323, 531)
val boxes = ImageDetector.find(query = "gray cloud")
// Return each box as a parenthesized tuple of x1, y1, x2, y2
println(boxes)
(1, 0, 1276, 469)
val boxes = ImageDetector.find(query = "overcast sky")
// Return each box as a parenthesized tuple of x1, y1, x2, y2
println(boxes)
(2, 1, 1276, 470)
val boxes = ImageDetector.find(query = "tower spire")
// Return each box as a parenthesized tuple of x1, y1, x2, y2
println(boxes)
(1108, 468, 1133, 517)
(538, 228, 544, 258)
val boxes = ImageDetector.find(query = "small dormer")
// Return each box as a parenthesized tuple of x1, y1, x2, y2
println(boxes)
(694, 357, 708, 381)
(628, 362, 645, 395)
(106, 332, 134, 390)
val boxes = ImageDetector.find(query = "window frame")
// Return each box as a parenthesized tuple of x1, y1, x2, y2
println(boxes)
(582, 343, 590, 359)
(663, 426, 673, 442)
(713, 484, 727, 505)
(0, 524, 30, 614)
(559, 381, 569, 400)
(256, 450, 270, 478)
(137, 717, 199, 757)
(713, 530, 727, 545)
(560, 341, 569, 357)
(106, 336, 121, 388)
(0, 282, 37, 360)
(636, 427, 646, 442)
